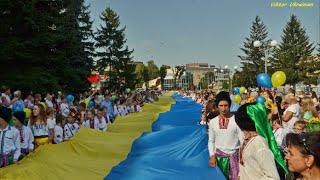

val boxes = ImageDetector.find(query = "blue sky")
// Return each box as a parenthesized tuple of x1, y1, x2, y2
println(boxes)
(87, 0, 319, 68)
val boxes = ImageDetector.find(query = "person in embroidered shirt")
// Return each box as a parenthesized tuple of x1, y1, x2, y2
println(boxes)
(64, 113, 79, 141)
(96, 108, 107, 131)
(82, 109, 106, 131)
(28, 104, 50, 147)
(53, 114, 64, 144)
(0, 106, 21, 167)
(208, 91, 243, 180)
(13, 111, 34, 158)
(235, 102, 280, 180)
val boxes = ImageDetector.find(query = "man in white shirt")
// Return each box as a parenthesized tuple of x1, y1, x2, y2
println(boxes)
(0, 106, 21, 167)
(208, 91, 243, 180)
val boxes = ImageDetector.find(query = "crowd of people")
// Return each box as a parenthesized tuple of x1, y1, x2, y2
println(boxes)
(0, 86, 160, 168)
(182, 88, 320, 180)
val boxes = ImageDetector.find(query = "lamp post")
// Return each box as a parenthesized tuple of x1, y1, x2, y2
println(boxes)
(253, 40, 277, 74)
(224, 65, 238, 92)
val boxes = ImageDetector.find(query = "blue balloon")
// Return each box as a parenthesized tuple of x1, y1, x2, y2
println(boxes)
(232, 87, 240, 95)
(66, 94, 74, 103)
(88, 101, 94, 108)
(256, 96, 266, 104)
(256, 73, 272, 89)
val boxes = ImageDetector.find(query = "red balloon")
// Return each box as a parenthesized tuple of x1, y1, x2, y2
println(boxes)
(87, 74, 100, 84)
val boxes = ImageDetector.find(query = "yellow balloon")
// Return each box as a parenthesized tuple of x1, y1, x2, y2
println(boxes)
(39, 102, 47, 110)
(239, 87, 246, 94)
(234, 95, 242, 104)
(271, 71, 286, 87)
(24, 108, 32, 118)
(84, 99, 89, 107)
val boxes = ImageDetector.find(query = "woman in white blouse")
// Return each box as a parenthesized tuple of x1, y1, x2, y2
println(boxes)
(28, 104, 50, 147)
(235, 103, 280, 180)
(282, 94, 300, 132)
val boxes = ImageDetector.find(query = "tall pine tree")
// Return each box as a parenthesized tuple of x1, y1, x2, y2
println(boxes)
(78, 0, 95, 78)
(237, 16, 270, 87)
(0, 0, 93, 93)
(0, 0, 67, 93)
(95, 7, 135, 91)
(272, 15, 314, 85)
(56, 0, 94, 92)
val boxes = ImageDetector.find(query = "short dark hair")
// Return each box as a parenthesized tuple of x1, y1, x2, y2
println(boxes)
(98, 107, 105, 112)
(215, 91, 231, 106)
(235, 103, 256, 131)
(56, 113, 65, 124)
(285, 132, 320, 167)
(271, 114, 281, 125)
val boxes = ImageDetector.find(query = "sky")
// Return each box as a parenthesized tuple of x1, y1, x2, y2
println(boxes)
(87, 0, 319, 69)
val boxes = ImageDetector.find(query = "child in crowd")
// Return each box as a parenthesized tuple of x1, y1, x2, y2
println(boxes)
(64, 113, 80, 140)
(96, 108, 107, 131)
(0, 106, 20, 167)
(29, 104, 50, 147)
(271, 115, 288, 150)
(293, 120, 306, 134)
(83, 109, 106, 131)
(46, 108, 56, 142)
(131, 101, 141, 113)
(53, 114, 65, 144)
(13, 111, 34, 158)
(116, 99, 127, 117)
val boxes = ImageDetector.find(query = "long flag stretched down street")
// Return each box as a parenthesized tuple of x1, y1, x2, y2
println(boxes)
(105, 94, 225, 180)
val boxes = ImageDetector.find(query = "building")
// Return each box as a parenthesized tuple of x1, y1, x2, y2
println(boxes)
(162, 63, 231, 90)
(185, 63, 230, 90)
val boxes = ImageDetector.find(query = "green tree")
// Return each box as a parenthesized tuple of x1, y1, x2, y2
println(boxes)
(222, 81, 229, 90)
(147, 60, 160, 80)
(95, 7, 135, 91)
(143, 66, 150, 89)
(238, 16, 269, 87)
(0, 0, 64, 92)
(272, 15, 314, 85)
(134, 63, 145, 88)
(159, 65, 170, 89)
(58, 0, 94, 92)
(232, 67, 256, 88)
(0, 0, 94, 93)
(78, 1, 95, 76)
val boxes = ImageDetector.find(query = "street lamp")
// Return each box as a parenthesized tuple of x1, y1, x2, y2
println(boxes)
(225, 66, 239, 91)
(253, 40, 277, 74)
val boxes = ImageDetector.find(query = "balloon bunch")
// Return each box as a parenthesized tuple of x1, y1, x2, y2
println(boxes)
(256, 71, 286, 89)
(232, 86, 247, 105)
(256, 71, 286, 109)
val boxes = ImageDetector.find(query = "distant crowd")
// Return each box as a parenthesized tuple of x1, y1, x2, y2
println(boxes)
(0, 86, 161, 168)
